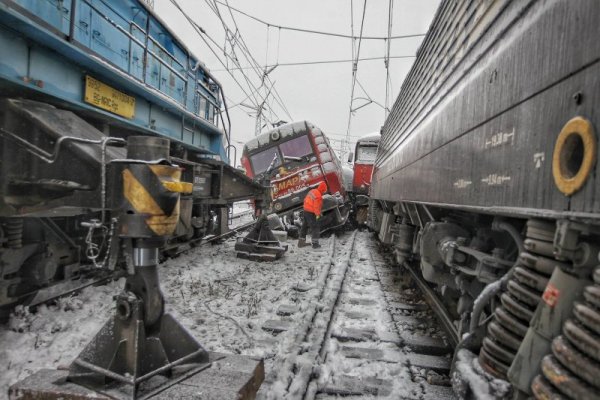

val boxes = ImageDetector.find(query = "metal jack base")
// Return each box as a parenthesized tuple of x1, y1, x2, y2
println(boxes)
(9, 293, 264, 400)
(67, 294, 207, 398)
(9, 353, 264, 400)
(235, 215, 288, 261)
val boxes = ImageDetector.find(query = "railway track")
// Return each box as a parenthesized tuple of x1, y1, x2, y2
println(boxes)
(266, 230, 457, 399)
(21, 214, 257, 314)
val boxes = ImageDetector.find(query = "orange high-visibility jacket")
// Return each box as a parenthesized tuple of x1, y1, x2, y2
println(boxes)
(303, 181, 327, 216)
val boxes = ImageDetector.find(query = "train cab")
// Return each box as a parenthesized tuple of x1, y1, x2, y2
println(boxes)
(349, 132, 380, 224)
(241, 121, 349, 231)
(352, 132, 381, 195)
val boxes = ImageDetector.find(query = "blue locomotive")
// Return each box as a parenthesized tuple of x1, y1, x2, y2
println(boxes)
(0, 0, 266, 318)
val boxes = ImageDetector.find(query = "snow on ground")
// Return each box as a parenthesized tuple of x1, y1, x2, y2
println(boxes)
(0, 230, 460, 400)
(0, 231, 337, 399)
(0, 280, 122, 398)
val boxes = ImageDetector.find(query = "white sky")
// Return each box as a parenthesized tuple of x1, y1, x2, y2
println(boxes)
(154, 0, 440, 164)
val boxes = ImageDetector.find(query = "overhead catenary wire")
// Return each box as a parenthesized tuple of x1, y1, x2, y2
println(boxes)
(193, 0, 288, 129)
(203, 0, 267, 113)
(217, 0, 293, 122)
(218, 0, 290, 118)
(200, 0, 289, 128)
(212, 55, 415, 71)
(168, 0, 264, 113)
(212, 0, 425, 41)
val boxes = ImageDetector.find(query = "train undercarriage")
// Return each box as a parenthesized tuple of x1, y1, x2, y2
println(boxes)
(0, 98, 267, 320)
(369, 199, 600, 399)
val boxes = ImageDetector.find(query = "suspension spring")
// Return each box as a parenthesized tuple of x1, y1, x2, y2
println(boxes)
(531, 266, 600, 399)
(479, 219, 556, 378)
(6, 218, 24, 249)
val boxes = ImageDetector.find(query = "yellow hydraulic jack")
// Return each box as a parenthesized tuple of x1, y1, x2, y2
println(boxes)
(9, 137, 264, 400)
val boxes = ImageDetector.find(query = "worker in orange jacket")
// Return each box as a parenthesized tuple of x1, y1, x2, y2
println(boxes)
(298, 181, 327, 249)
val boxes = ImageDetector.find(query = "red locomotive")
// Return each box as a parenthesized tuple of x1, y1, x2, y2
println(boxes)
(348, 132, 380, 224)
(241, 121, 349, 231)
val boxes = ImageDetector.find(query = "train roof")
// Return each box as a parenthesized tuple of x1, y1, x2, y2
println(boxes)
(244, 120, 319, 153)
(356, 132, 381, 144)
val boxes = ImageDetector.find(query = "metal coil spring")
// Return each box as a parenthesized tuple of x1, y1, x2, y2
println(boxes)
(531, 266, 600, 399)
(5, 218, 23, 249)
(479, 220, 555, 379)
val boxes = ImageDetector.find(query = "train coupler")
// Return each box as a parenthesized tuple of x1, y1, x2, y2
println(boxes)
(235, 215, 288, 261)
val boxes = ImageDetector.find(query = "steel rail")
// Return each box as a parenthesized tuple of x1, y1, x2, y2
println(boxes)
(19, 220, 258, 315)
(403, 260, 460, 347)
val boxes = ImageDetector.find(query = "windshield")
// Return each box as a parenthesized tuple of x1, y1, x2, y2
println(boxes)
(280, 135, 313, 159)
(250, 147, 281, 175)
(250, 135, 315, 175)
(356, 145, 378, 163)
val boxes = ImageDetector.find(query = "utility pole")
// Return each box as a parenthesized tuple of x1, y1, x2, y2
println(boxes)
(254, 82, 274, 136)
(254, 103, 263, 136)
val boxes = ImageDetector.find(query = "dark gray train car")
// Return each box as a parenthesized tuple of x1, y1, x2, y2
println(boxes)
(370, 1, 600, 399)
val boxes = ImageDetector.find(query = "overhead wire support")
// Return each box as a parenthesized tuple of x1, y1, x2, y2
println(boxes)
(169, 0, 262, 112)
(202, 0, 285, 126)
(213, 0, 424, 41)
(345, 0, 368, 147)
(385, 0, 394, 119)
(219, 0, 293, 122)
(203, 0, 267, 111)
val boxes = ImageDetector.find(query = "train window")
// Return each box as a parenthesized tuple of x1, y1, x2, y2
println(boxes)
(198, 96, 207, 119)
(279, 135, 313, 160)
(250, 147, 282, 175)
(208, 104, 214, 123)
(356, 145, 378, 163)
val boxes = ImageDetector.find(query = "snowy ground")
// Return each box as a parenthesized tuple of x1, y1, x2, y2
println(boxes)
(0, 229, 338, 399)
(0, 229, 456, 399)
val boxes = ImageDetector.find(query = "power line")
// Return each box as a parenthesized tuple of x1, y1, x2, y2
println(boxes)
(168, 0, 262, 111)
(211, 55, 415, 71)
(203, 0, 266, 112)
(202, 0, 289, 130)
(213, 0, 425, 41)
(217, 0, 290, 120)
(177, 0, 285, 131)
(215, 0, 293, 122)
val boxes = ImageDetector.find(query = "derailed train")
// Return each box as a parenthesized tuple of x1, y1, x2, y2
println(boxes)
(241, 121, 350, 232)
(0, 0, 266, 318)
(370, 0, 600, 399)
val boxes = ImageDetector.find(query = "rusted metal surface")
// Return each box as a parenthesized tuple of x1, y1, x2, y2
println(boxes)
(9, 353, 264, 400)
(532, 268, 600, 399)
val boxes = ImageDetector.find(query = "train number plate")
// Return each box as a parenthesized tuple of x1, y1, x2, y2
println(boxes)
(84, 76, 135, 119)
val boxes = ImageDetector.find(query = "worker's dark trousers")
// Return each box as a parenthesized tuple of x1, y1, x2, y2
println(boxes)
(300, 212, 320, 243)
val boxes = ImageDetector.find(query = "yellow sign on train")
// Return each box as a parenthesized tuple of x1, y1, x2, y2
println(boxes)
(84, 75, 135, 119)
